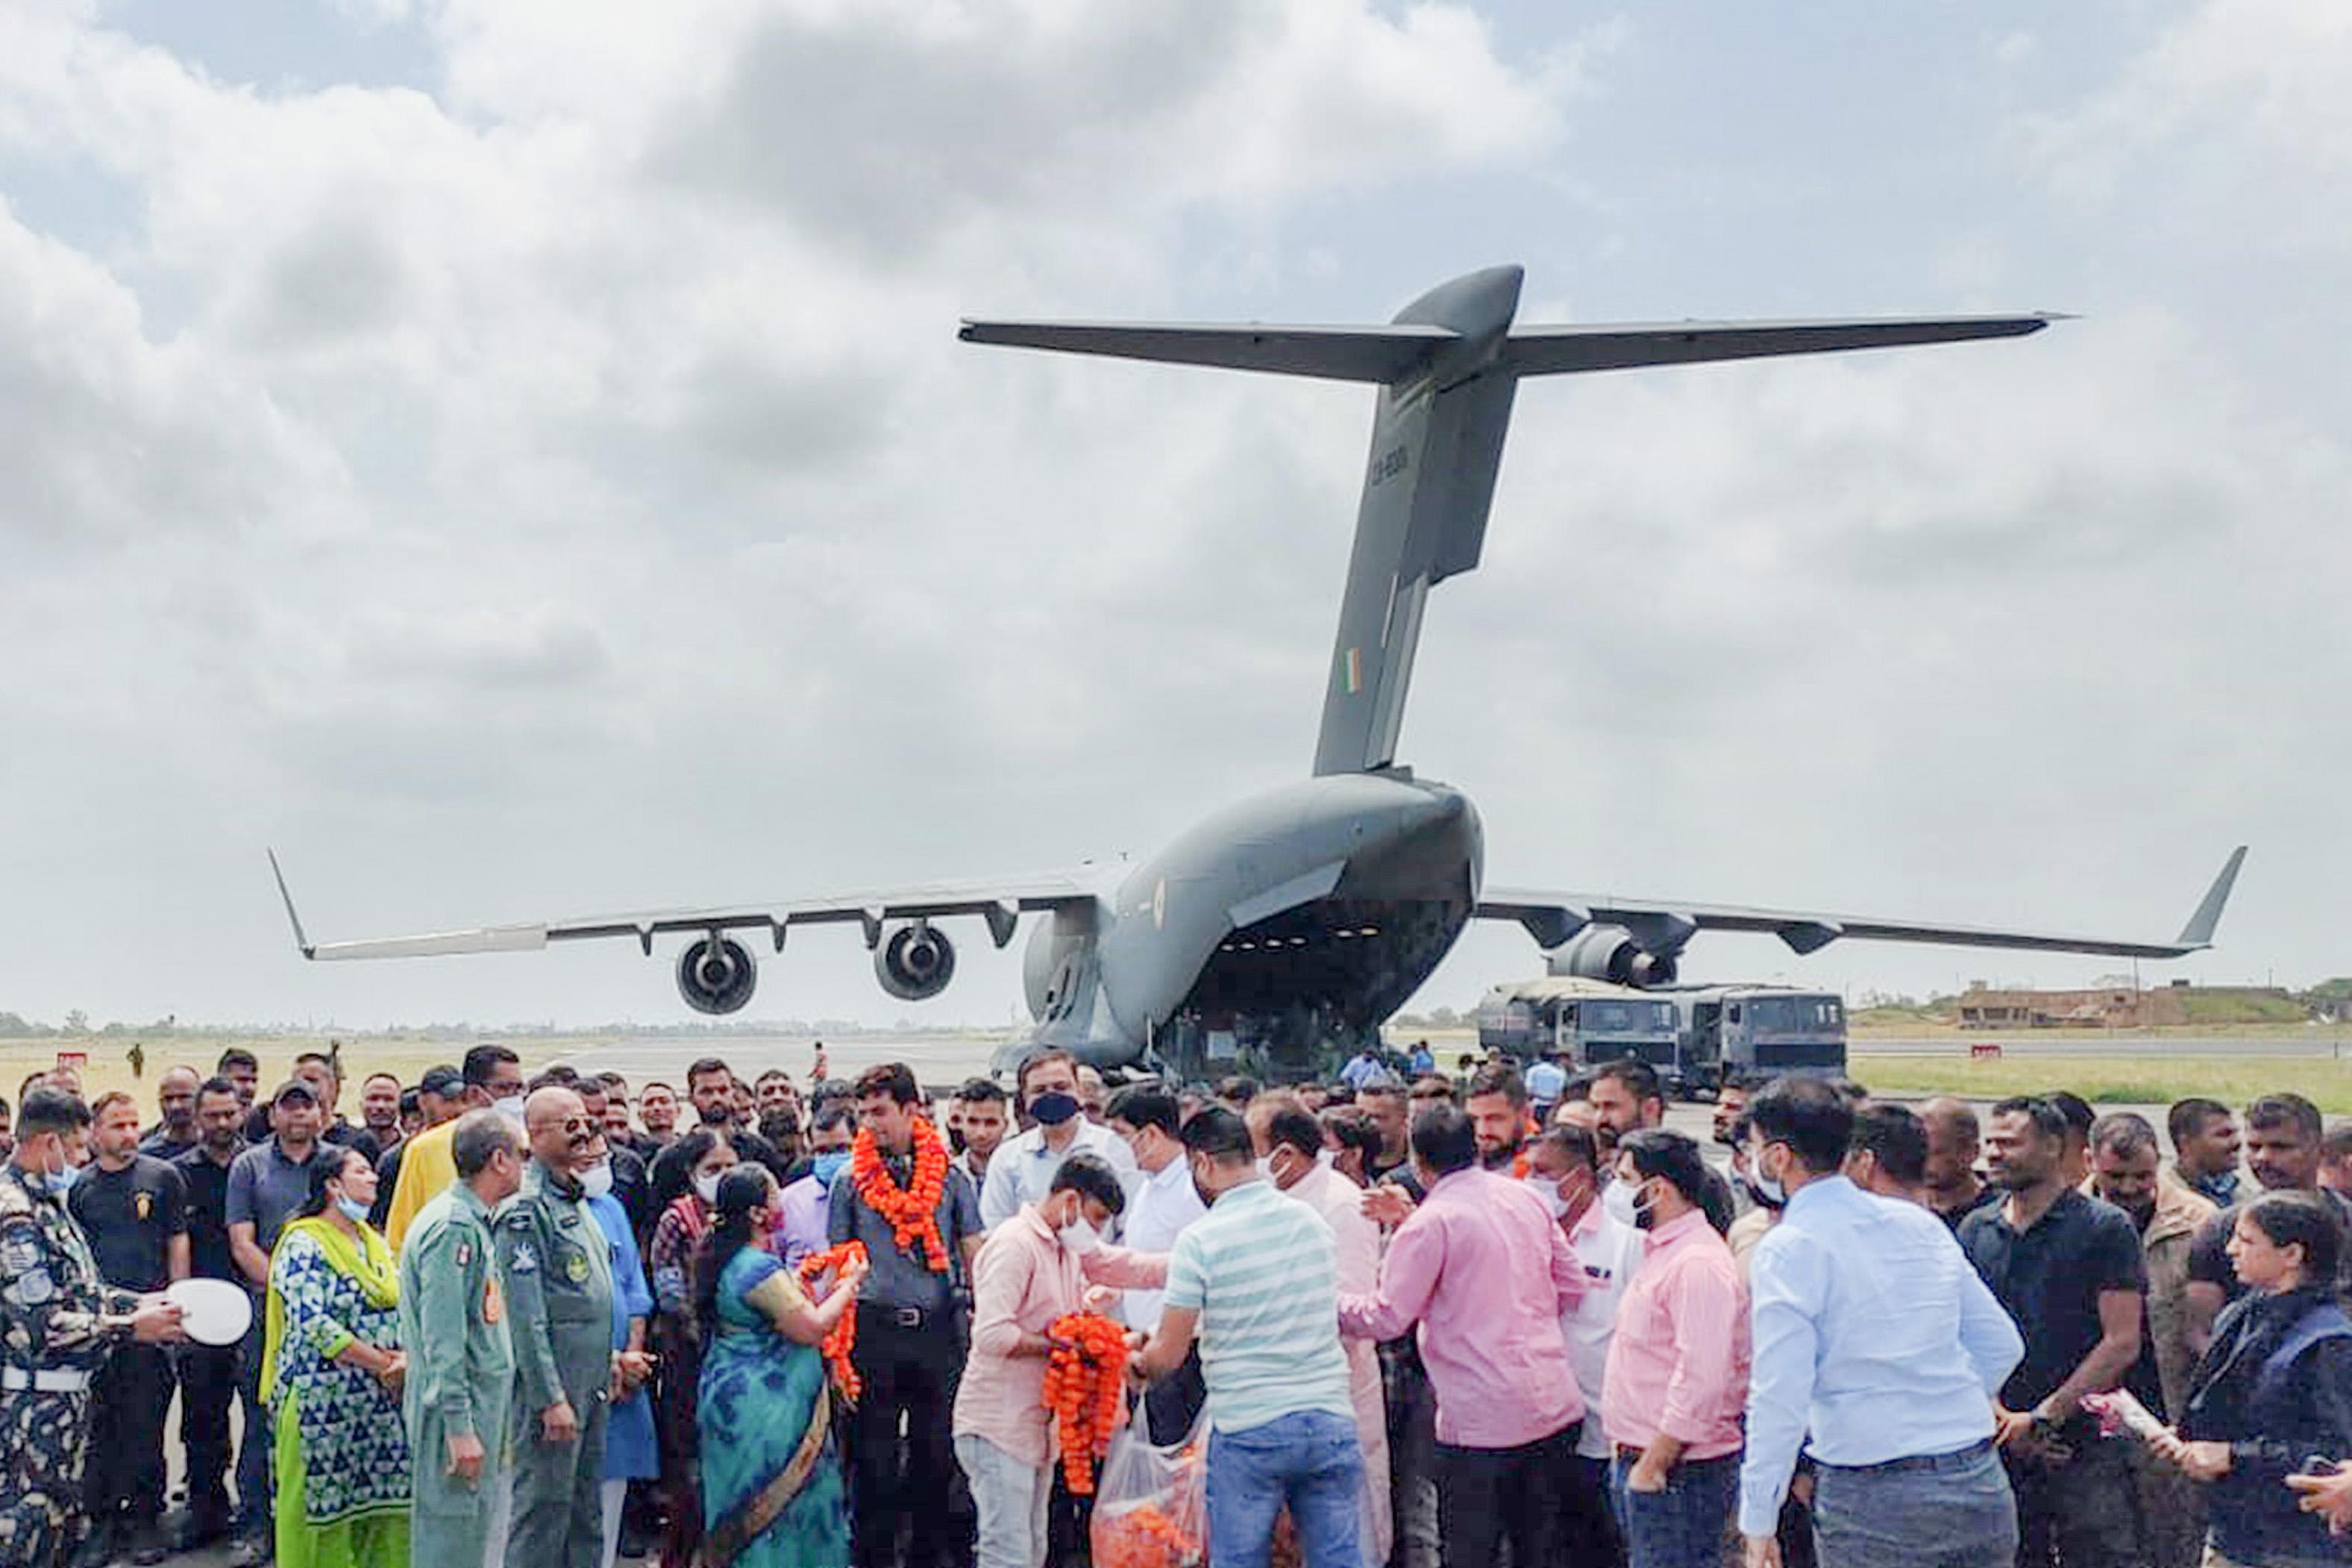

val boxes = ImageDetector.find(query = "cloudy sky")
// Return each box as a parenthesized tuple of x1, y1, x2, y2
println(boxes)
(1, 0, 2344, 1032)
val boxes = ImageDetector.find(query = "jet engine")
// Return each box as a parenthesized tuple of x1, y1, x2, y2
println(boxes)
(677, 935, 758, 1015)
(1547, 925, 1679, 988)
(874, 920, 956, 1002)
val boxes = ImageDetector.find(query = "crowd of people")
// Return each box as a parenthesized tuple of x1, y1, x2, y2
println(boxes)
(7, 1039, 2352, 1568)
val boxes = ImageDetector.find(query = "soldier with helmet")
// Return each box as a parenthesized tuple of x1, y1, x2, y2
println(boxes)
(0, 1088, 186, 1567)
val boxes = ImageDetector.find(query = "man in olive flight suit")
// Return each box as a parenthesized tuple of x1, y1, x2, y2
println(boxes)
(0, 1089, 184, 1568)
(398, 1109, 525, 1568)
(497, 1086, 617, 1568)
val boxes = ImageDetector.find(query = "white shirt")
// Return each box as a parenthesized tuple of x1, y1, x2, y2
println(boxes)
(1118, 1155, 1208, 1329)
(1560, 1199, 1645, 1459)
(979, 1118, 1139, 1231)
(1737, 1176, 2024, 1537)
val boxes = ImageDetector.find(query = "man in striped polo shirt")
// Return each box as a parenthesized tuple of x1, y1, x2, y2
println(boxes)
(1132, 1107, 1364, 1568)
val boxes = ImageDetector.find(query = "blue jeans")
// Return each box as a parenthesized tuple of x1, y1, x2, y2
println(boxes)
(235, 1311, 273, 1539)
(1206, 1409, 1364, 1568)
(1611, 1452, 1737, 1568)
(1810, 1440, 2016, 1568)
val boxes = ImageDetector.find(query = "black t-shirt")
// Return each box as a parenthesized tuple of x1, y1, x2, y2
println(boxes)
(176, 1144, 245, 1282)
(1934, 1183, 2001, 1235)
(69, 1154, 188, 1291)
(1960, 1188, 2148, 1419)
(370, 1140, 407, 1230)
(139, 1126, 202, 1161)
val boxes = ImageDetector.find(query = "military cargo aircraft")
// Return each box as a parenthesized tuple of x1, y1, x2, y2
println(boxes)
(272, 266, 2245, 1079)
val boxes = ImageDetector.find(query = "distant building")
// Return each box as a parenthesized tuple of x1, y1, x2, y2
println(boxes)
(1954, 982, 2302, 1029)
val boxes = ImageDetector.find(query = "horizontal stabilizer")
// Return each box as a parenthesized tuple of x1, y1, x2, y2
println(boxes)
(956, 320, 1453, 383)
(1502, 314, 2055, 377)
(961, 312, 2056, 387)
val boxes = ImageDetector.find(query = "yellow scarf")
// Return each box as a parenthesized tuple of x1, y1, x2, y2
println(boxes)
(261, 1214, 399, 1405)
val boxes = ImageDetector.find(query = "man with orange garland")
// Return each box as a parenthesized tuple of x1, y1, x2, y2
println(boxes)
(831, 1061, 986, 1568)
(953, 1153, 1128, 1568)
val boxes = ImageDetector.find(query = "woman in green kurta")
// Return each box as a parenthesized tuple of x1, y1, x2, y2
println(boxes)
(695, 1165, 867, 1568)
(263, 1147, 413, 1568)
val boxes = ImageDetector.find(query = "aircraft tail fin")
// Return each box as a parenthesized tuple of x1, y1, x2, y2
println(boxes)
(962, 269, 2057, 776)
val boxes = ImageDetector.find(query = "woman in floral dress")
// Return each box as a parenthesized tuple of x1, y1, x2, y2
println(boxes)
(263, 1147, 412, 1568)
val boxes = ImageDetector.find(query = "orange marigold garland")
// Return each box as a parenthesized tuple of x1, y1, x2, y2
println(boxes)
(1042, 1311, 1129, 1496)
(796, 1240, 869, 1402)
(850, 1117, 951, 1273)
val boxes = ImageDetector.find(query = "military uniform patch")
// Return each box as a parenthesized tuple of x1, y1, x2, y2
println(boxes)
(0, 1227, 39, 1274)
(564, 1250, 589, 1285)
(456, 1241, 471, 1269)
(509, 1241, 537, 1274)
(8, 1267, 55, 1306)
(134, 1191, 151, 1223)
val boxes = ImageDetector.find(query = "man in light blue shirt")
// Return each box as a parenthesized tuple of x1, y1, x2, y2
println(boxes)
(1737, 1078, 2024, 1568)
(1524, 1052, 1569, 1117)
(1132, 1108, 1361, 1568)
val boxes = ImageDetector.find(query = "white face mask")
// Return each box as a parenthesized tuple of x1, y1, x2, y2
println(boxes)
(1316, 1148, 1337, 1170)
(1602, 1177, 1640, 1229)
(693, 1172, 721, 1206)
(579, 1161, 614, 1200)
(493, 1095, 526, 1126)
(1057, 1215, 1103, 1256)
(1522, 1175, 1571, 1220)
(1255, 1155, 1278, 1182)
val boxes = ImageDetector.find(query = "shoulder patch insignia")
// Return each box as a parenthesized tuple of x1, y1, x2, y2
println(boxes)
(456, 1241, 472, 1269)
(0, 1226, 41, 1275)
(509, 1241, 538, 1274)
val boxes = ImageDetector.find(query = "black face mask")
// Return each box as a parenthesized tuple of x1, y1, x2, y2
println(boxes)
(1030, 1091, 1081, 1127)
(947, 1126, 969, 1155)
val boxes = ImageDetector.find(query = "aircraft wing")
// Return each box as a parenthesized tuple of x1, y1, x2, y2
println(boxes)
(268, 852, 1100, 961)
(1476, 846, 2247, 962)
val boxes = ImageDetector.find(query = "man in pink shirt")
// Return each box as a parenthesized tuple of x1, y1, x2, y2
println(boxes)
(1601, 1129, 1749, 1568)
(1340, 1101, 1597, 1568)
(1248, 1095, 1392, 1567)
(951, 1153, 1129, 1568)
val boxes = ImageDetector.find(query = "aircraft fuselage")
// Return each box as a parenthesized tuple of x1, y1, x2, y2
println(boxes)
(1022, 770, 1481, 1077)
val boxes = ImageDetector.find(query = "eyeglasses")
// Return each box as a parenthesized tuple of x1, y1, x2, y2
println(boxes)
(558, 1117, 595, 1134)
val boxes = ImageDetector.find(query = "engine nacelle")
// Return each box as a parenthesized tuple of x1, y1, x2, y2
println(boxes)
(1546, 925, 1679, 988)
(875, 920, 956, 1002)
(677, 935, 757, 1015)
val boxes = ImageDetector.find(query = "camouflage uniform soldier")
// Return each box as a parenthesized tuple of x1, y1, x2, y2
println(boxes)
(0, 1089, 184, 1567)
(498, 1088, 616, 1568)
(398, 1110, 526, 1568)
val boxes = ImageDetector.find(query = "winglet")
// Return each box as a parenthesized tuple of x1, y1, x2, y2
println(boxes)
(268, 850, 317, 959)
(2175, 846, 2248, 949)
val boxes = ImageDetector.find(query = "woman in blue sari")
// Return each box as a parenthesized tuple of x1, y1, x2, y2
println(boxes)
(695, 1164, 868, 1568)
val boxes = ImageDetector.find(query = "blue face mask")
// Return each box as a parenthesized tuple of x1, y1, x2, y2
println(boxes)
(40, 1156, 81, 1197)
(812, 1150, 851, 1187)
(336, 1197, 371, 1224)
(1029, 1091, 1081, 1127)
